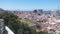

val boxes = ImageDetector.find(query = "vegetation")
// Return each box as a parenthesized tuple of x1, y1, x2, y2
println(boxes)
(0, 9, 48, 34)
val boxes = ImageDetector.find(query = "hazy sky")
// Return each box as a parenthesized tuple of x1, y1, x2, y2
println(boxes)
(0, 0, 60, 10)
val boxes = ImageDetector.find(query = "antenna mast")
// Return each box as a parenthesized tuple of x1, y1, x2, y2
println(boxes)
(58, 0, 59, 11)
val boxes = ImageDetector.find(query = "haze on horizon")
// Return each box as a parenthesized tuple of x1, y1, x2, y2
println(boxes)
(0, 0, 60, 11)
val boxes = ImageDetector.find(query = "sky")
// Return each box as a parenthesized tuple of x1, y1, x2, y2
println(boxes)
(0, 0, 60, 10)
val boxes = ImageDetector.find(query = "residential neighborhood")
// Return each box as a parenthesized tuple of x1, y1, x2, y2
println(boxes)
(0, 0, 60, 34)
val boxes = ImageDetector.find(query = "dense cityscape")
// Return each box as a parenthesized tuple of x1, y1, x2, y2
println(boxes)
(0, 8, 60, 34)
(14, 9, 60, 34)
(0, 0, 60, 34)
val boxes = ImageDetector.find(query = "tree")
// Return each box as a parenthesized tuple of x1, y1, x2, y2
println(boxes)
(37, 31, 48, 34)
(0, 11, 20, 34)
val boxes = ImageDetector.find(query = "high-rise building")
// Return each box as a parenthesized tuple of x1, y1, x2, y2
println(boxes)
(51, 10, 57, 17)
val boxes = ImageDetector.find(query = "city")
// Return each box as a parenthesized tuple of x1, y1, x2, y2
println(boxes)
(0, 0, 60, 34)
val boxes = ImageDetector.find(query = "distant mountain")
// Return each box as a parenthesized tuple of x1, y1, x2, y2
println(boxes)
(0, 8, 5, 14)
(43, 11, 51, 14)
